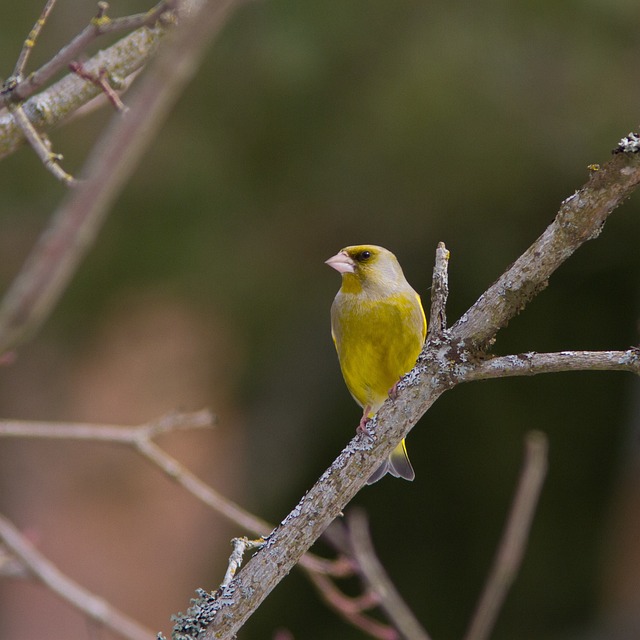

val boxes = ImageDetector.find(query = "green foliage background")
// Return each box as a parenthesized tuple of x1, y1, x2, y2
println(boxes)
(1, 1, 639, 639)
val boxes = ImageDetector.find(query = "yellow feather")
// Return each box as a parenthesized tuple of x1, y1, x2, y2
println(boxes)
(327, 245, 426, 483)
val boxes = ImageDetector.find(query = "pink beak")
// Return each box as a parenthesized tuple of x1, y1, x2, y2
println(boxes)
(325, 250, 355, 274)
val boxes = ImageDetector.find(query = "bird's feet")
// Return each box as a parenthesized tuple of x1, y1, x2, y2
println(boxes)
(357, 406, 373, 437)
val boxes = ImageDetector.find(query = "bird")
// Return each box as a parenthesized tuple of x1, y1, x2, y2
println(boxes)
(326, 244, 426, 484)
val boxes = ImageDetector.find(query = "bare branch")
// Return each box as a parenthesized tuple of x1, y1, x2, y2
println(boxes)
(0, 513, 154, 640)
(348, 509, 432, 640)
(0, 410, 272, 537)
(464, 431, 548, 640)
(459, 349, 640, 382)
(0, 408, 215, 440)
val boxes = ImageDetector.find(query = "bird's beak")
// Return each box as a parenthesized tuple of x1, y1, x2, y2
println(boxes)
(325, 250, 355, 274)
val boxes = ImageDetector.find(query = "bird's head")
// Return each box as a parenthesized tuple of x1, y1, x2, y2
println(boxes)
(325, 245, 406, 294)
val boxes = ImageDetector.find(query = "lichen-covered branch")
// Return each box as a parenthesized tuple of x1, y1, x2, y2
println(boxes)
(176, 144, 640, 640)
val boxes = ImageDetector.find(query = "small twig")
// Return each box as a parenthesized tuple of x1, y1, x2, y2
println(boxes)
(6, 102, 77, 185)
(0, 513, 154, 640)
(69, 62, 128, 112)
(220, 537, 264, 588)
(11, 0, 58, 81)
(348, 509, 432, 640)
(427, 241, 450, 343)
(464, 431, 548, 640)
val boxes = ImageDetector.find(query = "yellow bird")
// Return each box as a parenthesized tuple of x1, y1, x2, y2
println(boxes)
(326, 244, 426, 484)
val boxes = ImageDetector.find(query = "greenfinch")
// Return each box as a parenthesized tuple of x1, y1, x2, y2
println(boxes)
(326, 244, 426, 484)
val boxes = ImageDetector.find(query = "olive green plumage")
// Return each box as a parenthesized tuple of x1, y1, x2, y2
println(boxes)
(326, 245, 426, 483)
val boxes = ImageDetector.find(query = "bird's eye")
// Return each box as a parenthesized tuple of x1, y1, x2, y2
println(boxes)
(355, 250, 372, 262)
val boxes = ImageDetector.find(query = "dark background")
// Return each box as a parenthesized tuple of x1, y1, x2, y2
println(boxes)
(1, 1, 639, 639)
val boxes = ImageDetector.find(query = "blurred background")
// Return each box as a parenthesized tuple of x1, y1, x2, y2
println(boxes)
(1, 0, 639, 638)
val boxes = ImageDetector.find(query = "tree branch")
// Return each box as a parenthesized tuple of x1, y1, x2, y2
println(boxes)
(459, 349, 640, 382)
(171, 144, 640, 640)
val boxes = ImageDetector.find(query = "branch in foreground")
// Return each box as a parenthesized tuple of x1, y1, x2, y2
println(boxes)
(0, 513, 154, 640)
(464, 431, 548, 640)
(0, 0, 250, 356)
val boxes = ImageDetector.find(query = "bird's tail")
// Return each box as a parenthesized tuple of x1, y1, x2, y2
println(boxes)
(366, 438, 415, 484)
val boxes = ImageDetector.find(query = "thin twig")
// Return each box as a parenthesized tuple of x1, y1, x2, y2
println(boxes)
(464, 431, 548, 640)
(11, 0, 58, 80)
(426, 241, 450, 343)
(0, 513, 154, 640)
(348, 509, 432, 640)
(6, 102, 76, 185)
